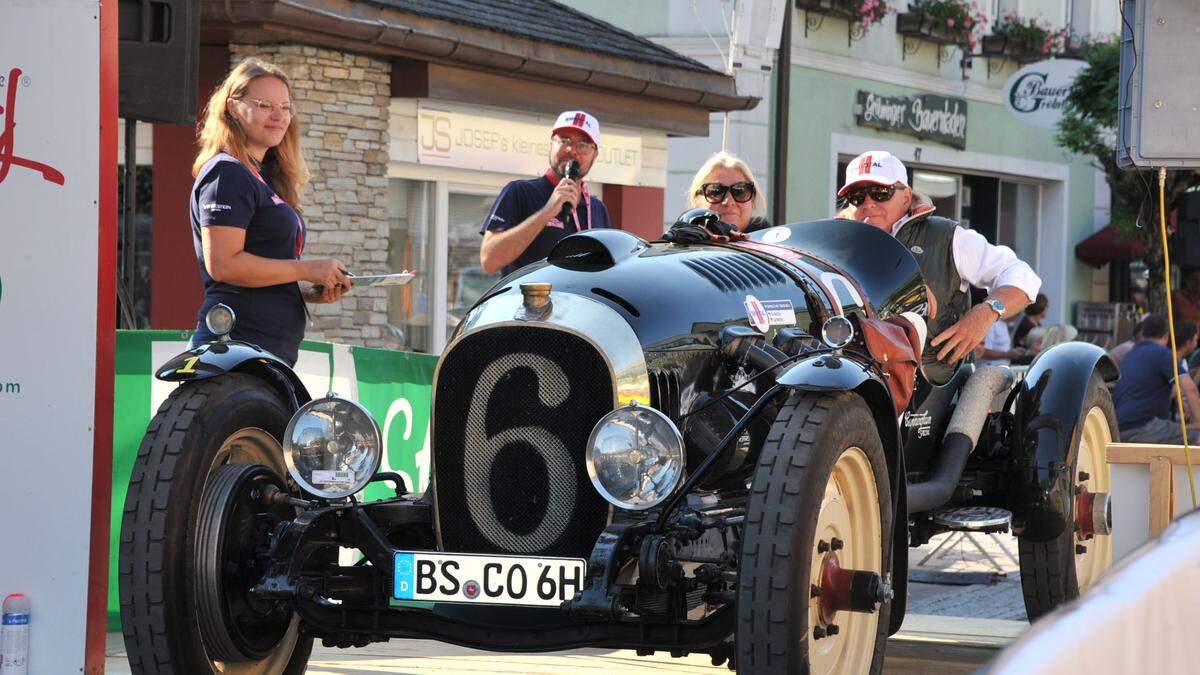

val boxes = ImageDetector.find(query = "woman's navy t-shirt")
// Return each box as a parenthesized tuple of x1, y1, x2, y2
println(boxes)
(190, 152, 307, 365)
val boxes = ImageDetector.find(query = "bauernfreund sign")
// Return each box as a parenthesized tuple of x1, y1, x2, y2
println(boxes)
(854, 91, 968, 149)
(1003, 59, 1086, 129)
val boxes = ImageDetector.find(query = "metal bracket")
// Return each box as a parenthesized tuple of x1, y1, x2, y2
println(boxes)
(849, 22, 867, 48)
(986, 55, 1008, 79)
(902, 36, 920, 60)
(804, 10, 825, 38)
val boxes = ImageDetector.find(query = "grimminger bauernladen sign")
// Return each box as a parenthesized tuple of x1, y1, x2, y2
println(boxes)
(854, 91, 968, 149)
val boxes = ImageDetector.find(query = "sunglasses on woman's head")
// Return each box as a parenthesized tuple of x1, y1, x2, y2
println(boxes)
(845, 185, 897, 207)
(700, 181, 756, 204)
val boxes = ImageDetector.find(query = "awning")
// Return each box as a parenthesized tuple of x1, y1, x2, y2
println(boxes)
(1075, 225, 1146, 268)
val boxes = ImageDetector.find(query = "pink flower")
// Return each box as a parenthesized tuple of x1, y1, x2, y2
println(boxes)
(947, 17, 955, 27)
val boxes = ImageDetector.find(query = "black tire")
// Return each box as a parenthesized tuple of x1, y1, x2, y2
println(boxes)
(736, 391, 893, 675)
(1018, 373, 1117, 622)
(119, 373, 313, 674)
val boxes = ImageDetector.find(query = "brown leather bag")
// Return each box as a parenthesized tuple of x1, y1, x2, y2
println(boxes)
(857, 316, 923, 415)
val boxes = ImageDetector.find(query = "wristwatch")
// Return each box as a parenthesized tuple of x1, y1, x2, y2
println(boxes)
(983, 297, 1006, 319)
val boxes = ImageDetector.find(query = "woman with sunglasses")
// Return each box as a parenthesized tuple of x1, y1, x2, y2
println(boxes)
(188, 57, 352, 366)
(838, 151, 1041, 381)
(685, 152, 771, 233)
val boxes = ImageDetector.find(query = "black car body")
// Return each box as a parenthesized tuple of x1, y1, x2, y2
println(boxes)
(126, 218, 1119, 674)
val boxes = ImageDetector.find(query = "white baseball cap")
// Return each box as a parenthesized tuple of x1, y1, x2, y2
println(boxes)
(838, 151, 909, 196)
(552, 110, 601, 146)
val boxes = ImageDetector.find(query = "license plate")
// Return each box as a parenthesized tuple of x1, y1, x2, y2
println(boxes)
(393, 551, 587, 607)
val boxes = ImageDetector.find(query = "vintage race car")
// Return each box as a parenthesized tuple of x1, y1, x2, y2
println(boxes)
(119, 217, 1119, 674)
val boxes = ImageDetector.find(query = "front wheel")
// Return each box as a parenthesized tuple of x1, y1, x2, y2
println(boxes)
(1018, 373, 1116, 621)
(118, 373, 312, 674)
(736, 391, 893, 675)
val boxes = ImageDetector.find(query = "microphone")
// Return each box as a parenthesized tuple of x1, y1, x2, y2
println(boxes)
(558, 160, 581, 228)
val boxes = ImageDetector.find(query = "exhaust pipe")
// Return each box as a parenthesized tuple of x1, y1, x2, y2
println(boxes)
(908, 366, 1014, 514)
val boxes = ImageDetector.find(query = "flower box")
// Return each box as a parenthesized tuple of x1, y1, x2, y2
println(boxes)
(896, 10, 970, 46)
(797, 0, 857, 20)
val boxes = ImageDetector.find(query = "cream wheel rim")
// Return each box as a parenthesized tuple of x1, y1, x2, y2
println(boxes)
(1074, 406, 1113, 589)
(202, 428, 300, 674)
(808, 446, 882, 675)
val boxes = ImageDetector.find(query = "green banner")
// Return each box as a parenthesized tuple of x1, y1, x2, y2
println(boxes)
(107, 330, 436, 629)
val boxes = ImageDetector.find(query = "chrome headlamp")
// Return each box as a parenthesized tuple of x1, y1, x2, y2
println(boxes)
(283, 395, 383, 499)
(205, 303, 236, 338)
(821, 315, 854, 349)
(585, 403, 685, 510)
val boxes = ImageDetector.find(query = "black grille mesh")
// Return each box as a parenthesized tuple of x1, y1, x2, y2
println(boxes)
(434, 326, 613, 557)
(683, 253, 787, 291)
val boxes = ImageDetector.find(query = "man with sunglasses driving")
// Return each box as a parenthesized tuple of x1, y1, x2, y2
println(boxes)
(839, 151, 1041, 381)
(480, 110, 611, 275)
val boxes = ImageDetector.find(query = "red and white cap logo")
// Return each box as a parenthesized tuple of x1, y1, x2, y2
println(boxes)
(552, 110, 601, 146)
(838, 150, 909, 196)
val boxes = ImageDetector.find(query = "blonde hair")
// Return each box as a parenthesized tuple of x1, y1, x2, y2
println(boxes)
(193, 57, 310, 212)
(686, 151, 766, 216)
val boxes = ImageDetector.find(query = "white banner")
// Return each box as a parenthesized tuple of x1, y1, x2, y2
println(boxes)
(417, 101, 648, 185)
(0, 1, 100, 672)
(1003, 59, 1087, 130)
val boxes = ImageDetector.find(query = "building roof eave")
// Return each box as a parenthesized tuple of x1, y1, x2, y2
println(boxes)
(201, 0, 760, 114)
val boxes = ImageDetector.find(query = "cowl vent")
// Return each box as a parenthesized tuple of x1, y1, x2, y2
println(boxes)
(682, 253, 787, 291)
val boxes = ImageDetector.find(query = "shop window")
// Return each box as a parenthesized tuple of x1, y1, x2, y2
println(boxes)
(387, 179, 435, 352)
(446, 191, 501, 331)
(913, 171, 960, 222)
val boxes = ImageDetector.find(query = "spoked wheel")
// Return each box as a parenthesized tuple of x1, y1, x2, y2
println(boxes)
(1019, 373, 1116, 621)
(737, 391, 893, 675)
(119, 373, 313, 674)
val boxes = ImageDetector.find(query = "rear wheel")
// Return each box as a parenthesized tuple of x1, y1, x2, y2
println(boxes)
(1018, 374, 1116, 621)
(119, 373, 312, 674)
(736, 391, 892, 674)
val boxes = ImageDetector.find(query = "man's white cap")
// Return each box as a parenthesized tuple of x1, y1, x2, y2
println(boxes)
(838, 150, 909, 196)
(552, 110, 601, 146)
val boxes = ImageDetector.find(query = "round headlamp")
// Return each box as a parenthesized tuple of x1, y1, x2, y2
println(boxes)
(586, 403, 685, 511)
(821, 315, 854, 349)
(205, 303, 236, 337)
(283, 396, 382, 499)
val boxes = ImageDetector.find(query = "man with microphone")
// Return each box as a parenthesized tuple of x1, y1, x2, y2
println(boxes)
(480, 110, 611, 275)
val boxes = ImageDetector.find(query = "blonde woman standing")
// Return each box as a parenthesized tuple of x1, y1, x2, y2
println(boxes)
(188, 57, 350, 365)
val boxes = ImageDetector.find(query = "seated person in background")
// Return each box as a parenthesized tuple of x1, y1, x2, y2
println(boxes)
(1109, 319, 1144, 366)
(976, 316, 1024, 367)
(1171, 268, 1200, 325)
(1112, 315, 1200, 444)
(1013, 293, 1049, 349)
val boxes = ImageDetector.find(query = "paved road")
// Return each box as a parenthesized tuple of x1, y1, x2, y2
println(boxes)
(105, 612, 1019, 674)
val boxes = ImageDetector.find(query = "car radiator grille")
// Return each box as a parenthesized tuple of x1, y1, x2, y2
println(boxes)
(433, 326, 614, 557)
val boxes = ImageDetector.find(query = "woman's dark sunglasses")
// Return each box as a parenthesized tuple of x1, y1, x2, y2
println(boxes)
(700, 181, 756, 204)
(845, 184, 897, 207)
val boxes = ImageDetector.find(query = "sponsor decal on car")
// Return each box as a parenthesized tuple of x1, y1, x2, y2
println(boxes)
(762, 226, 791, 243)
(745, 295, 797, 331)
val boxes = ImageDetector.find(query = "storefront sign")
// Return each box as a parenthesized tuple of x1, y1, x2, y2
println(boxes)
(1003, 59, 1087, 129)
(417, 102, 648, 185)
(0, 1, 106, 670)
(854, 91, 969, 149)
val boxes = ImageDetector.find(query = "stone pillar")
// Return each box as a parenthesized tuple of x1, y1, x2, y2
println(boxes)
(230, 44, 392, 348)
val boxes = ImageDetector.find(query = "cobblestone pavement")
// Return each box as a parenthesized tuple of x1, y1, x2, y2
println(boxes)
(906, 529, 1029, 622)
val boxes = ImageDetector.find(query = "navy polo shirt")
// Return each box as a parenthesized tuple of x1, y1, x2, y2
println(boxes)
(190, 152, 307, 365)
(1112, 341, 1186, 431)
(481, 172, 611, 276)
